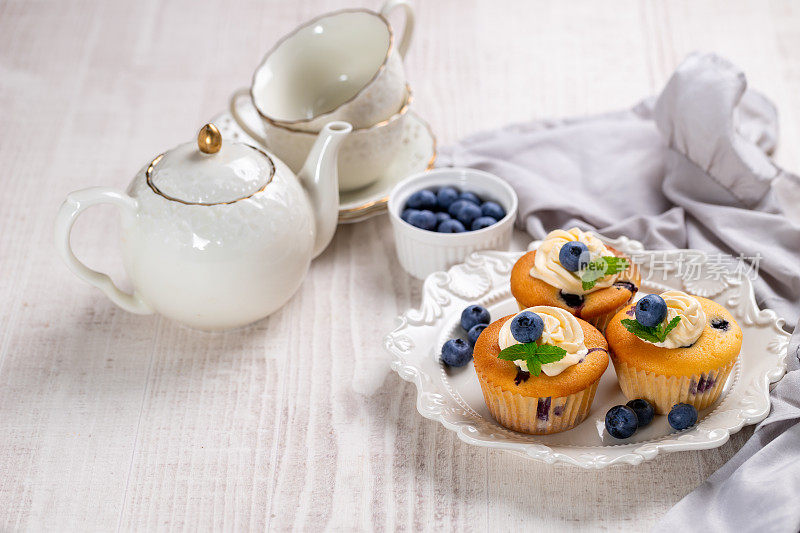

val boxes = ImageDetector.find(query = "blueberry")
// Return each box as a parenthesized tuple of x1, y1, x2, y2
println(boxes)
(460, 305, 490, 332)
(626, 399, 655, 428)
(455, 203, 482, 228)
(458, 192, 481, 205)
(710, 318, 729, 331)
(467, 323, 487, 347)
(447, 199, 471, 218)
(435, 212, 451, 225)
(668, 403, 698, 430)
(401, 208, 418, 222)
(605, 405, 638, 439)
(406, 189, 437, 210)
(635, 294, 668, 327)
(471, 216, 497, 231)
(437, 219, 466, 233)
(407, 210, 437, 231)
(436, 186, 459, 210)
(558, 241, 589, 272)
(559, 291, 585, 308)
(480, 201, 505, 220)
(509, 311, 544, 343)
(441, 338, 472, 367)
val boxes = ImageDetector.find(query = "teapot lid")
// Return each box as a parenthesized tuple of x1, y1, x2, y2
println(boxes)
(146, 124, 275, 205)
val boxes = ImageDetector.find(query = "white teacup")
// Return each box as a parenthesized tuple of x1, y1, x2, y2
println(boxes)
(249, 0, 414, 132)
(231, 87, 411, 192)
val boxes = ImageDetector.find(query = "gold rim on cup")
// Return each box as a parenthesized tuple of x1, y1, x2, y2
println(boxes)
(338, 117, 437, 217)
(250, 8, 398, 131)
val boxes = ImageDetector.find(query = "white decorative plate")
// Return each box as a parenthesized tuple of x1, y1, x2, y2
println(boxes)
(383, 236, 790, 468)
(211, 107, 436, 224)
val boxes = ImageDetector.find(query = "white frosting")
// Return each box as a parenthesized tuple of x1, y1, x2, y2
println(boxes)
(529, 228, 621, 295)
(644, 290, 707, 349)
(498, 306, 588, 376)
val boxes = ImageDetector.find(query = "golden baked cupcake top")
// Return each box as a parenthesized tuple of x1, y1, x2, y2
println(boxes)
(497, 306, 588, 376)
(510, 228, 640, 327)
(529, 228, 628, 295)
(473, 308, 609, 398)
(620, 290, 707, 349)
(606, 292, 742, 376)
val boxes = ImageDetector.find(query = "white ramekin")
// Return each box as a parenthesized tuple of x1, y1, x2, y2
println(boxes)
(388, 167, 519, 279)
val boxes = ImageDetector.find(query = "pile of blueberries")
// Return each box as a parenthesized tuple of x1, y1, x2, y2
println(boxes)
(440, 305, 491, 367)
(401, 186, 506, 233)
(605, 399, 698, 439)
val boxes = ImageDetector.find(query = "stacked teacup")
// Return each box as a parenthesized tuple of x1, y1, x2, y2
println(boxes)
(231, 1, 418, 193)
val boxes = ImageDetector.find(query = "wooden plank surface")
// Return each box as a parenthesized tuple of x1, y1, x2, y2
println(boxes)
(1, 0, 797, 530)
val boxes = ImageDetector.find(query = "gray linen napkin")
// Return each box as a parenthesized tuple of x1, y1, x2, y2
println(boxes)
(656, 328, 800, 533)
(436, 53, 800, 532)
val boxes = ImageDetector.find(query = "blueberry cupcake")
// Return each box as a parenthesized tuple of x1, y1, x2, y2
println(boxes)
(510, 228, 640, 332)
(472, 306, 609, 434)
(605, 290, 742, 414)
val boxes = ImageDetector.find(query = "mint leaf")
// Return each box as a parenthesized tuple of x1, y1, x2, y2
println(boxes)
(662, 316, 681, 338)
(621, 316, 682, 343)
(621, 319, 661, 343)
(497, 344, 532, 361)
(535, 345, 569, 364)
(497, 342, 567, 377)
(580, 256, 629, 290)
(603, 256, 629, 274)
(525, 356, 541, 376)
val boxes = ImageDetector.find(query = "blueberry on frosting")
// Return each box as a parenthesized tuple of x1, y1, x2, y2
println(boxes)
(558, 241, 589, 272)
(635, 294, 667, 327)
(509, 311, 544, 343)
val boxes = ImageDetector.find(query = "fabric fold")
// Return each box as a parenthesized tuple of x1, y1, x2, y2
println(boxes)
(437, 52, 800, 530)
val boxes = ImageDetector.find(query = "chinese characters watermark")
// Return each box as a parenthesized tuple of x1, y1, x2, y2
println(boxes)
(631, 251, 762, 282)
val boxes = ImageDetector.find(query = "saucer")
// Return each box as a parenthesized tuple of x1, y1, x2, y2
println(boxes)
(211, 107, 436, 224)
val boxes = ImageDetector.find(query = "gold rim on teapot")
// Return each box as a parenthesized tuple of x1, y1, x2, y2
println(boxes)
(145, 123, 276, 206)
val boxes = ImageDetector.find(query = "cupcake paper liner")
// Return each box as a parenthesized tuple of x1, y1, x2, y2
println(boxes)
(587, 299, 634, 334)
(477, 377, 599, 435)
(611, 358, 736, 415)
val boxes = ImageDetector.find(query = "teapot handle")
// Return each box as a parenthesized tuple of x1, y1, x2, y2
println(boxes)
(380, 0, 414, 58)
(55, 187, 154, 315)
(229, 88, 270, 147)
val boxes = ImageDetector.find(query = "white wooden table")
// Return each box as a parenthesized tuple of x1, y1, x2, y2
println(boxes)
(2, 0, 798, 530)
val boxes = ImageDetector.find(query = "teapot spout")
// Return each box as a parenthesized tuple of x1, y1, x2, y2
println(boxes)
(297, 121, 352, 258)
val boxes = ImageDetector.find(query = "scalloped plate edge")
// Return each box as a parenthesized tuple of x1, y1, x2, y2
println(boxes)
(384, 238, 790, 468)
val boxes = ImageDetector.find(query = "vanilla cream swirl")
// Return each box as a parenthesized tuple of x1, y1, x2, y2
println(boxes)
(530, 228, 621, 295)
(645, 290, 706, 349)
(498, 306, 588, 376)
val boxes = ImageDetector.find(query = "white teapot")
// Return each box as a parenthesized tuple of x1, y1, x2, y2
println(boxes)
(56, 121, 352, 330)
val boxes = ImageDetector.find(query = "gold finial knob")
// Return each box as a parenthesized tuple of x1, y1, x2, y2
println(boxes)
(197, 123, 222, 154)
